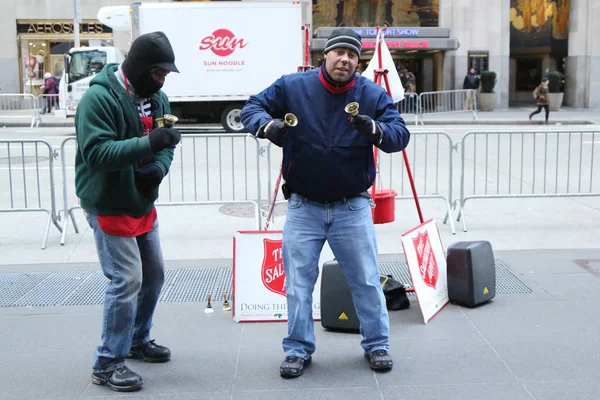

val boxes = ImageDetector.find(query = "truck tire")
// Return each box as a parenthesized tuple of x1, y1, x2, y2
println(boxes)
(221, 104, 246, 133)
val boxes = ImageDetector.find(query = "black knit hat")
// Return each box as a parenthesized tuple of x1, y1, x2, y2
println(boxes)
(324, 28, 362, 56)
(122, 31, 179, 79)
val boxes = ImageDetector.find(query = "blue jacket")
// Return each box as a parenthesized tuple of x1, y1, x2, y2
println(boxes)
(241, 65, 410, 202)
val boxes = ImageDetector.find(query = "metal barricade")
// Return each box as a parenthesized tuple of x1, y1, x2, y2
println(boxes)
(59, 137, 80, 245)
(37, 94, 60, 116)
(377, 131, 456, 233)
(59, 133, 265, 244)
(0, 94, 41, 127)
(261, 131, 456, 233)
(457, 129, 600, 231)
(156, 133, 263, 229)
(397, 93, 420, 126)
(57, 129, 460, 243)
(418, 89, 478, 125)
(0, 139, 61, 249)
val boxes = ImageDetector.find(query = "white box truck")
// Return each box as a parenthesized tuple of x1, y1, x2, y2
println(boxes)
(80, 1, 307, 132)
(57, 46, 125, 119)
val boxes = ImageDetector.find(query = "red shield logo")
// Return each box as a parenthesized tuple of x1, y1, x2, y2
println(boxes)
(412, 230, 439, 288)
(261, 239, 286, 297)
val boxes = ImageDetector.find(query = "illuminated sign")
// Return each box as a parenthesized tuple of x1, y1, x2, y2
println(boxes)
(311, 37, 457, 51)
(352, 28, 420, 37)
(362, 40, 430, 49)
(314, 27, 450, 39)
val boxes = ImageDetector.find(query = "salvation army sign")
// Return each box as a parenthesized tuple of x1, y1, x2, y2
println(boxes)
(401, 219, 449, 324)
(413, 229, 439, 289)
(233, 230, 334, 322)
(261, 239, 286, 296)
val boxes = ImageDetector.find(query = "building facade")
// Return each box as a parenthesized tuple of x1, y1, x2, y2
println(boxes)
(1, 0, 598, 109)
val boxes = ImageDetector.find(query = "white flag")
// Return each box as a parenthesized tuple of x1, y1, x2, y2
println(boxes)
(362, 31, 405, 103)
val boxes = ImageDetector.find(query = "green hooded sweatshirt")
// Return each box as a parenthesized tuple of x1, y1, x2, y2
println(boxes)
(74, 63, 174, 217)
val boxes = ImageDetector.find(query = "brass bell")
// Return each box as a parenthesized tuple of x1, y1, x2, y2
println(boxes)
(156, 113, 179, 128)
(222, 291, 232, 312)
(204, 293, 214, 314)
(284, 113, 298, 127)
(344, 102, 359, 117)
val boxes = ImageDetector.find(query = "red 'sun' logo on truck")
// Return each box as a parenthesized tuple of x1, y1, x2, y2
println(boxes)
(199, 29, 248, 57)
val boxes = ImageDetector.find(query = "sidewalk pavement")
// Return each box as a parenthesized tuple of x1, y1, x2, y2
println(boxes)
(419, 106, 600, 125)
(2, 248, 600, 400)
(2, 107, 600, 128)
(1, 195, 600, 400)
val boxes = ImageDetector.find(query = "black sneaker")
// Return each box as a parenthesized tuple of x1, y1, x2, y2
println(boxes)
(91, 365, 143, 392)
(128, 340, 171, 363)
(280, 356, 311, 378)
(365, 350, 393, 371)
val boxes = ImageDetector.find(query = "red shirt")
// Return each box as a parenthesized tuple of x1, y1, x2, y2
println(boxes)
(97, 207, 157, 237)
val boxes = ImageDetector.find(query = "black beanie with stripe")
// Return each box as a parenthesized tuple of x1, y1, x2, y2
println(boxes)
(324, 28, 362, 56)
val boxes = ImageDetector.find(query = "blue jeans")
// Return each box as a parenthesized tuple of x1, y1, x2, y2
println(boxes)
(86, 212, 166, 373)
(282, 193, 390, 359)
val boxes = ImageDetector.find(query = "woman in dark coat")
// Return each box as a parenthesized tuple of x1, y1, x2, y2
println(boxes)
(529, 76, 550, 123)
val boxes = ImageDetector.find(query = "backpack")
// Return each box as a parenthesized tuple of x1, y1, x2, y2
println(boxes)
(380, 274, 410, 311)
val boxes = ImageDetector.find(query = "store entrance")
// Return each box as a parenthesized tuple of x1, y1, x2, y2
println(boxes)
(357, 50, 443, 94)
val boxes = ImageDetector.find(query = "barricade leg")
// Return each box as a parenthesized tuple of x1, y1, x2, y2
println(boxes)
(252, 201, 260, 230)
(51, 213, 62, 233)
(442, 200, 457, 235)
(60, 213, 69, 246)
(60, 206, 81, 245)
(69, 208, 80, 233)
(42, 210, 52, 249)
(456, 202, 468, 232)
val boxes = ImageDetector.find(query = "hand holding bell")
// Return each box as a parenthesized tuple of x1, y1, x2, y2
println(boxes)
(156, 114, 179, 128)
(345, 102, 382, 144)
(260, 112, 298, 148)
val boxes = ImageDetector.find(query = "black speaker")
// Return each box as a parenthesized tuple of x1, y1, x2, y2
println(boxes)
(447, 241, 496, 307)
(320, 260, 360, 333)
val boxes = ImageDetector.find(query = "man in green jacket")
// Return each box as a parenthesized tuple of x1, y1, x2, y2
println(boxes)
(75, 31, 181, 392)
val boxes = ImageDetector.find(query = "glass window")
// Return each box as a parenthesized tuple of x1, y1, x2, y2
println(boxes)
(468, 51, 489, 74)
(20, 40, 49, 94)
(312, 0, 438, 29)
(68, 50, 108, 83)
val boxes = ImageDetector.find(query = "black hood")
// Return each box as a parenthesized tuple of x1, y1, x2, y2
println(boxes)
(122, 31, 179, 97)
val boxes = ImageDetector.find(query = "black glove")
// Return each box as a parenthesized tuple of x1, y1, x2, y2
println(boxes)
(148, 127, 181, 153)
(351, 115, 382, 144)
(135, 163, 164, 193)
(259, 119, 288, 147)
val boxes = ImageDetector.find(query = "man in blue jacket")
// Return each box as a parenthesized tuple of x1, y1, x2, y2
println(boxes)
(241, 28, 410, 378)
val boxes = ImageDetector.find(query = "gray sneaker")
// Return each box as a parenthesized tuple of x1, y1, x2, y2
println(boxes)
(280, 356, 312, 378)
(91, 365, 143, 392)
(365, 350, 393, 371)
